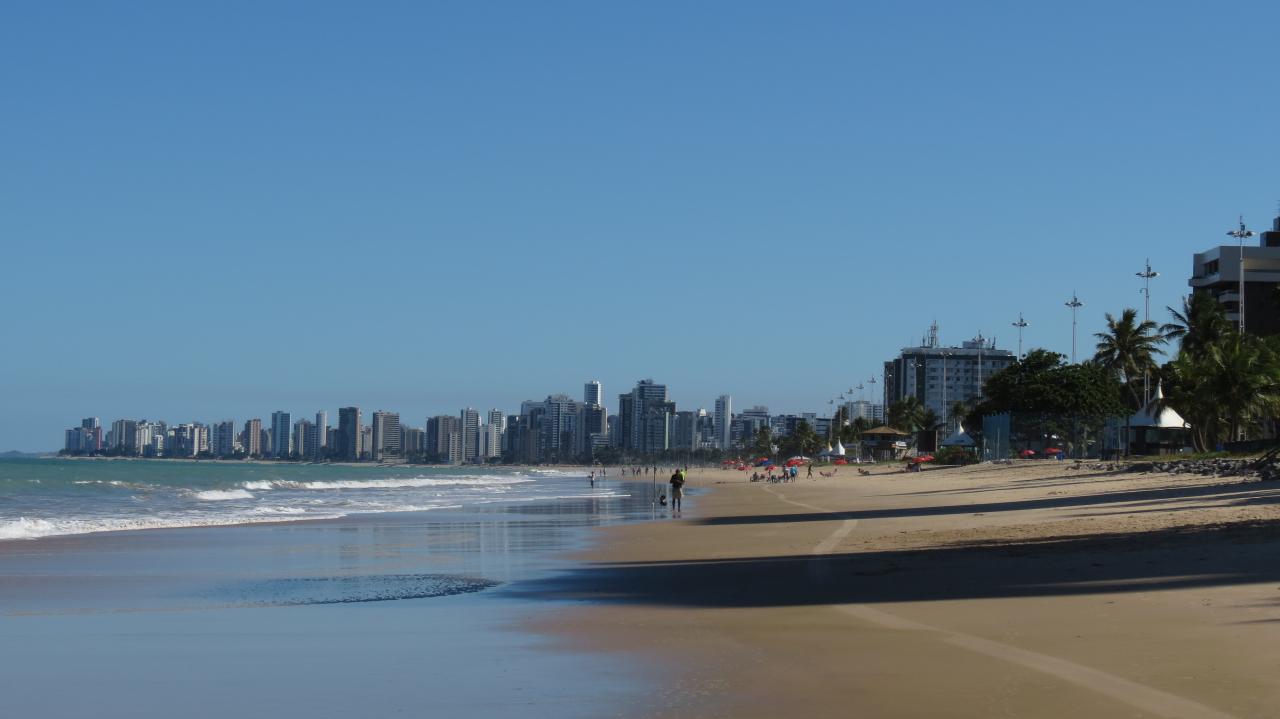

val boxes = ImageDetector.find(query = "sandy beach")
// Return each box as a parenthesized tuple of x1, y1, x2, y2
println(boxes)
(529, 461, 1280, 718)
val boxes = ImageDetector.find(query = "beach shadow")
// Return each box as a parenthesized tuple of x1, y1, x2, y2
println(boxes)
(514, 519, 1280, 609)
(695, 480, 1280, 526)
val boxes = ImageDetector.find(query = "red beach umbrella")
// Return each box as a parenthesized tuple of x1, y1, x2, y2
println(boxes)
(1020, 449, 1037, 457)
(833, 458, 849, 465)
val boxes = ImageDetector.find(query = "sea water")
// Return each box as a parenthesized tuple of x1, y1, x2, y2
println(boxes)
(0, 458, 673, 717)
(0, 457, 626, 540)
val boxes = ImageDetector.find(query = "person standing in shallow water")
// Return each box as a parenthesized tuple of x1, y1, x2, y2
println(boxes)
(669, 468, 685, 513)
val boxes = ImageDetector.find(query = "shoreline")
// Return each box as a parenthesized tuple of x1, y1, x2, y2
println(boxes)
(0, 458, 609, 543)
(524, 463, 1280, 717)
(0, 477, 670, 717)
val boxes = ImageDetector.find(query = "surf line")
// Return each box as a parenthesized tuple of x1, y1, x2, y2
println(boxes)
(762, 483, 1238, 719)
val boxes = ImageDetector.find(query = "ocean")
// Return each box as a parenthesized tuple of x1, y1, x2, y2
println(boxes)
(0, 458, 675, 717)
(0, 457, 629, 540)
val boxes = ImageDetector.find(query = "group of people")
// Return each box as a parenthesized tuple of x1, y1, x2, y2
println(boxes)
(749, 464, 807, 483)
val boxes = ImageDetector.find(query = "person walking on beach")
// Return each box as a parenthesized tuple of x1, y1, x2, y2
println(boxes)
(669, 468, 685, 513)
(807, 464, 813, 479)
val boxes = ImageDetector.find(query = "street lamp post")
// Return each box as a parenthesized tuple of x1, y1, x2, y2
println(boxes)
(1065, 292, 1083, 363)
(1136, 260, 1159, 404)
(1012, 313, 1028, 359)
(941, 351, 952, 434)
(1227, 217, 1255, 333)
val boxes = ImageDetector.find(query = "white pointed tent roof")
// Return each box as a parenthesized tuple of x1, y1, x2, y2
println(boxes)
(833, 440, 846, 456)
(1128, 383, 1190, 429)
(941, 421, 976, 447)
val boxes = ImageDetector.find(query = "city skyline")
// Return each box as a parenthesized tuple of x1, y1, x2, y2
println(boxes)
(6, 3, 1280, 450)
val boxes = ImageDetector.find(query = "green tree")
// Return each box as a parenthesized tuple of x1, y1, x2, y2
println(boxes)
(1161, 292, 1229, 359)
(970, 349, 1127, 451)
(750, 426, 773, 457)
(840, 416, 870, 444)
(1093, 307, 1165, 409)
(887, 396, 925, 433)
(779, 420, 821, 458)
(1167, 332, 1280, 448)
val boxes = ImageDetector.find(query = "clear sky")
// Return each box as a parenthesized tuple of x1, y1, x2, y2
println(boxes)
(3, 1, 1279, 450)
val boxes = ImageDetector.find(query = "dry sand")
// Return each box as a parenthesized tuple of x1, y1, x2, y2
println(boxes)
(527, 461, 1280, 718)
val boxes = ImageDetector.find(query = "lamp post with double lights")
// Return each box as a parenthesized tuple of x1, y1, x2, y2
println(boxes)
(1012, 313, 1028, 359)
(1136, 259, 1159, 405)
(1227, 218, 1255, 333)
(1065, 293, 1083, 363)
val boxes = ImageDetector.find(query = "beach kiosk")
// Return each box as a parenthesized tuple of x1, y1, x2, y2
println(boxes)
(1125, 383, 1191, 455)
(862, 426, 911, 461)
(941, 422, 977, 453)
(940, 422, 975, 447)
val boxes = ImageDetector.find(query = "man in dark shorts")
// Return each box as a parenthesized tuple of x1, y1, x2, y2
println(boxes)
(669, 469, 685, 512)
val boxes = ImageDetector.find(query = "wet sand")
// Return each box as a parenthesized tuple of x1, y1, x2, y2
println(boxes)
(529, 462, 1280, 718)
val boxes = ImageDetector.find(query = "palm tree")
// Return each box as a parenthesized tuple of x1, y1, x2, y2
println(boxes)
(1168, 331, 1280, 448)
(887, 396, 925, 433)
(840, 416, 870, 445)
(948, 400, 969, 434)
(1093, 307, 1165, 408)
(920, 408, 942, 432)
(1161, 292, 1229, 360)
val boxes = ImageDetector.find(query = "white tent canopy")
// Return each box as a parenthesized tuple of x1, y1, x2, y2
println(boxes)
(1129, 382, 1190, 429)
(941, 422, 976, 447)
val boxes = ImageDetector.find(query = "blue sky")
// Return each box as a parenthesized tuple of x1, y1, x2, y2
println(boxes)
(3, 1, 1279, 450)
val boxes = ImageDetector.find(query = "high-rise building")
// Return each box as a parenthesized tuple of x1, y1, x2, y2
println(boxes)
(168, 423, 200, 458)
(584, 380, 603, 408)
(293, 419, 314, 459)
(671, 410, 698, 450)
(432, 415, 463, 463)
(883, 326, 1015, 429)
(212, 420, 236, 456)
(337, 407, 361, 461)
(842, 400, 884, 423)
(460, 408, 480, 462)
(696, 409, 715, 449)
(616, 380, 674, 454)
(81, 417, 102, 452)
(1189, 213, 1280, 336)
(487, 409, 506, 453)
(360, 426, 373, 459)
(243, 418, 262, 457)
(371, 411, 401, 461)
(714, 395, 732, 450)
(270, 411, 292, 458)
(314, 411, 328, 456)
(401, 426, 425, 458)
(480, 423, 500, 459)
(541, 395, 579, 459)
(577, 403, 607, 456)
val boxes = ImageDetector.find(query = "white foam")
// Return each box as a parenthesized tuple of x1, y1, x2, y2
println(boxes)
(242, 475, 534, 491)
(251, 506, 308, 515)
(0, 517, 60, 540)
(0, 512, 344, 540)
(195, 489, 254, 501)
